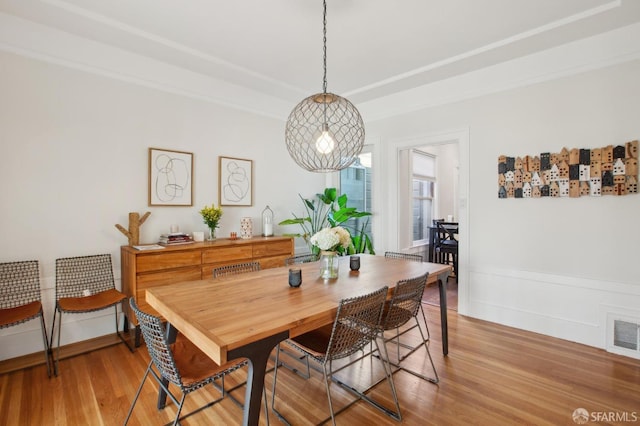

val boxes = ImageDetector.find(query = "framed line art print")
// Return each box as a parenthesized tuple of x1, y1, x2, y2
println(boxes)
(148, 148, 193, 206)
(219, 156, 253, 206)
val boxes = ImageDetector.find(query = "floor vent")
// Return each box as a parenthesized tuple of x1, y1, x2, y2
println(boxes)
(607, 314, 640, 359)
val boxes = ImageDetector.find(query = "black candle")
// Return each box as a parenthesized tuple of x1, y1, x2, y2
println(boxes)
(288, 268, 302, 287)
(350, 255, 360, 271)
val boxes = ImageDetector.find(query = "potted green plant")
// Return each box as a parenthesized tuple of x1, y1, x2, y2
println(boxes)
(279, 188, 375, 254)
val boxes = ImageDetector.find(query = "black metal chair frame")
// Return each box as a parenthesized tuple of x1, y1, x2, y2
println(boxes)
(381, 273, 439, 384)
(212, 261, 261, 278)
(125, 298, 268, 425)
(0, 260, 52, 377)
(49, 253, 133, 375)
(271, 286, 401, 425)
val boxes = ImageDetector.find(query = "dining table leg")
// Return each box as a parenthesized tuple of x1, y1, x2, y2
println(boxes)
(228, 330, 289, 426)
(437, 270, 450, 356)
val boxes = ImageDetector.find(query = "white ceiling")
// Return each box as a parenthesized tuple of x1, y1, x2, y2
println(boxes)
(2, 0, 640, 108)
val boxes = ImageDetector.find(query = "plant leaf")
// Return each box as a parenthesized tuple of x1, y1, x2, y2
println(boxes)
(337, 193, 348, 209)
(318, 187, 337, 204)
(365, 234, 375, 254)
(280, 232, 303, 238)
(325, 187, 337, 201)
(278, 218, 306, 225)
(331, 207, 357, 223)
(303, 198, 315, 211)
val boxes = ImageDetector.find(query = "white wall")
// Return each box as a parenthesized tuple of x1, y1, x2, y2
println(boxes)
(0, 51, 324, 360)
(368, 59, 640, 350)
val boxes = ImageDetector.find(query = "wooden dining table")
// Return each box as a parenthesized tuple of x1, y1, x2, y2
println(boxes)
(145, 253, 452, 426)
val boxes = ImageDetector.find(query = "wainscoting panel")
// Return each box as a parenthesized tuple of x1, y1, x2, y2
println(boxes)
(466, 266, 640, 352)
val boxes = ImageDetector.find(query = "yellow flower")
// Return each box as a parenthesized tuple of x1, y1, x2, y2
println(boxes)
(200, 204, 223, 229)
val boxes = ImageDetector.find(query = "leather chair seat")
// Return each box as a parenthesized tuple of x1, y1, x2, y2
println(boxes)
(58, 288, 126, 313)
(171, 334, 248, 387)
(0, 301, 42, 327)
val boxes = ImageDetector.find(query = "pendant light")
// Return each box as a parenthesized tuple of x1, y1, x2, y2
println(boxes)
(285, 0, 365, 172)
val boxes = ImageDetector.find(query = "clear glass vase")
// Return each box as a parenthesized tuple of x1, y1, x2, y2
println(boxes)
(319, 251, 339, 279)
(208, 227, 216, 240)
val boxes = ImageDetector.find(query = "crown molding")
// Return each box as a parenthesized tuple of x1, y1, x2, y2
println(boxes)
(359, 22, 640, 122)
(1, 12, 639, 123)
(0, 12, 292, 121)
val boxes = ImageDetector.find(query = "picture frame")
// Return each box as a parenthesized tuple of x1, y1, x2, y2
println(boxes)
(148, 148, 193, 206)
(219, 156, 253, 206)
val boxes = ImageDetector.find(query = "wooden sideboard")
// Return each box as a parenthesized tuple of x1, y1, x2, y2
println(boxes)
(120, 236, 293, 343)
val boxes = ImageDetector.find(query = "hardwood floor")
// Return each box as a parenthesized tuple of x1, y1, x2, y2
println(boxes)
(1, 304, 639, 425)
(422, 279, 457, 311)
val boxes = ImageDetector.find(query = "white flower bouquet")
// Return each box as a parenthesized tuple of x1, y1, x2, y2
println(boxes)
(310, 226, 352, 253)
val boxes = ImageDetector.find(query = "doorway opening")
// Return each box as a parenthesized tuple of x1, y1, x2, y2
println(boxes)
(386, 128, 469, 314)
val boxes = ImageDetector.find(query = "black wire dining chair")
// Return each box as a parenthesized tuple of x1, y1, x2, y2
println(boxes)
(384, 251, 423, 262)
(0, 260, 52, 377)
(384, 251, 430, 340)
(271, 286, 401, 425)
(50, 253, 133, 375)
(125, 298, 269, 425)
(212, 261, 261, 278)
(381, 272, 439, 384)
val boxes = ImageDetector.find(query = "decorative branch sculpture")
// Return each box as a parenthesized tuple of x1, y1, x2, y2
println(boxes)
(115, 212, 151, 246)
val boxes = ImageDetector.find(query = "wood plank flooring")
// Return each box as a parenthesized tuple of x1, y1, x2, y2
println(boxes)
(1, 304, 639, 425)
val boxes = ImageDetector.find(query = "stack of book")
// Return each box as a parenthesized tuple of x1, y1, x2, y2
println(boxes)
(158, 232, 194, 246)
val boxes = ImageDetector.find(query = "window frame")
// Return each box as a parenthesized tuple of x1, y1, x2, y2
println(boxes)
(338, 149, 374, 249)
(411, 150, 437, 247)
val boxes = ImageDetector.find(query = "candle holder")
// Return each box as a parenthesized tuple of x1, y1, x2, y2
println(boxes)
(288, 268, 302, 287)
(350, 255, 360, 271)
(262, 205, 274, 237)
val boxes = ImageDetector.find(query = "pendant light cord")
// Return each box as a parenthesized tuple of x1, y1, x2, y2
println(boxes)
(322, 0, 328, 95)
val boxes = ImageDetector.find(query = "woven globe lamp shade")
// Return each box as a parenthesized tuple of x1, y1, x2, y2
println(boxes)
(285, 92, 365, 172)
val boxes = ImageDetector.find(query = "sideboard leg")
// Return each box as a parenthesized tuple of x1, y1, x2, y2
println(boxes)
(134, 325, 141, 347)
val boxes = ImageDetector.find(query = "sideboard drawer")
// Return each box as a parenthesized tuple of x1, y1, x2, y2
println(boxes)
(136, 251, 201, 273)
(258, 255, 289, 269)
(137, 266, 202, 289)
(133, 266, 201, 324)
(202, 245, 253, 264)
(253, 240, 293, 257)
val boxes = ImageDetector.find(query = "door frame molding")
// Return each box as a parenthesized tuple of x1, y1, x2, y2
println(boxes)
(385, 127, 470, 314)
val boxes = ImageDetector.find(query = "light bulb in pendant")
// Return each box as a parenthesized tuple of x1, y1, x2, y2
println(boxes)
(315, 123, 335, 154)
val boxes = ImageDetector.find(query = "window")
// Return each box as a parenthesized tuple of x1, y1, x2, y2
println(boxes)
(340, 151, 373, 248)
(412, 150, 436, 245)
